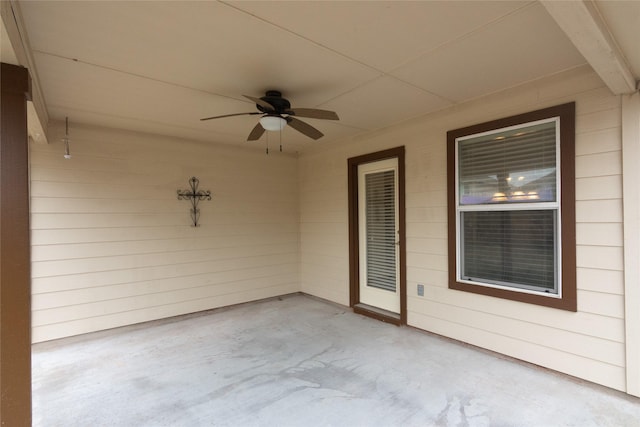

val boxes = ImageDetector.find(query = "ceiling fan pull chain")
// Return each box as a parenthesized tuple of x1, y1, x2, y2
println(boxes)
(279, 128, 283, 152)
(266, 132, 269, 155)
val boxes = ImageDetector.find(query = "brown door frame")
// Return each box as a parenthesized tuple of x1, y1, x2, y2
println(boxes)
(348, 146, 406, 325)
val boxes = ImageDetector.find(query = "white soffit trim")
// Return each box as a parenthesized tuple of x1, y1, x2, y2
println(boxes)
(541, 0, 636, 95)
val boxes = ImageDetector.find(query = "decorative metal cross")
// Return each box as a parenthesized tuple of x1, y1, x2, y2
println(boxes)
(177, 177, 212, 227)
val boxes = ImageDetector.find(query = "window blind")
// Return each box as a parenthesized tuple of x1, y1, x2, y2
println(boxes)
(458, 121, 557, 205)
(461, 210, 556, 290)
(365, 170, 396, 292)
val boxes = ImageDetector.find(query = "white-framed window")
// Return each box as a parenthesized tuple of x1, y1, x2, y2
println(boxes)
(457, 119, 560, 295)
(447, 103, 576, 311)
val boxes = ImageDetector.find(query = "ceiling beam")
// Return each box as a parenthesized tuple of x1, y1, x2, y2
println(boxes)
(541, 0, 637, 95)
(1, 0, 49, 142)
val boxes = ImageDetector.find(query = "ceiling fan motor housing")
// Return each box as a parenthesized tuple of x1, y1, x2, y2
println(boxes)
(257, 90, 291, 114)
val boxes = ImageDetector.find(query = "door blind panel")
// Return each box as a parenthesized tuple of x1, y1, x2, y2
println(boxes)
(365, 170, 396, 292)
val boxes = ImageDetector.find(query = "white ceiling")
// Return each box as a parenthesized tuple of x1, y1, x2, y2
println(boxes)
(5, 1, 639, 153)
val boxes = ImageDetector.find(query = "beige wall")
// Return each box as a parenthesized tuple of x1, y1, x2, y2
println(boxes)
(30, 124, 299, 342)
(299, 66, 627, 392)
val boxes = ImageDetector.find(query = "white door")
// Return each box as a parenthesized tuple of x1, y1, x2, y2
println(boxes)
(358, 158, 400, 313)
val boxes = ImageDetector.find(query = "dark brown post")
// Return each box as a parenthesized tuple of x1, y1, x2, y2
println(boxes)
(1, 62, 33, 426)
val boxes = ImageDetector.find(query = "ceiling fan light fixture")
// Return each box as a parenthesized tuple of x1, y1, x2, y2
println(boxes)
(260, 115, 286, 131)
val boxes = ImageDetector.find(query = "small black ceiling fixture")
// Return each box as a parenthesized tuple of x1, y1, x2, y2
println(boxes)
(201, 90, 339, 141)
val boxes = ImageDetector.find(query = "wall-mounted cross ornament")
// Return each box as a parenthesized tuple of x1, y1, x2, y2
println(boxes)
(177, 177, 212, 227)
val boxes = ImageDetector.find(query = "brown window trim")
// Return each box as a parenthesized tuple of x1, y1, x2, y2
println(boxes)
(447, 102, 576, 311)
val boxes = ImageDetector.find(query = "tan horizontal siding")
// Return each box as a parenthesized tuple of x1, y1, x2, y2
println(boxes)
(575, 128, 620, 156)
(407, 281, 625, 343)
(409, 311, 626, 391)
(32, 254, 296, 294)
(32, 270, 297, 310)
(32, 223, 299, 245)
(31, 123, 300, 342)
(576, 267, 624, 294)
(408, 297, 625, 367)
(576, 176, 622, 200)
(31, 232, 299, 262)
(576, 199, 622, 222)
(32, 282, 296, 343)
(32, 244, 297, 277)
(33, 275, 298, 326)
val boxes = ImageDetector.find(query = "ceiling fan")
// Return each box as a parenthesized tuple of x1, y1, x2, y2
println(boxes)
(200, 90, 339, 141)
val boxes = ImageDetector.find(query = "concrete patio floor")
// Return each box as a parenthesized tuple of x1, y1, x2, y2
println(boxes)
(32, 294, 640, 426)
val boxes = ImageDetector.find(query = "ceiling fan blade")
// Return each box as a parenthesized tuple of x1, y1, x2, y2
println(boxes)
(286, 117, 324, 140)
(247, 122, 266, 141)
(200, 112, 260, 121)
(243, 95, 275, 112)
(287, 108, 339, 120)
